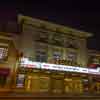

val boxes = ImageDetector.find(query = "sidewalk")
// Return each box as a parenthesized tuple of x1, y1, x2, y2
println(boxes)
(0, 92, 100, 100)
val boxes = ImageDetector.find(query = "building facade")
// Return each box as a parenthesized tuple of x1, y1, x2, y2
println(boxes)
(18, 14, 92, 67)
(13, 15, 100, 94)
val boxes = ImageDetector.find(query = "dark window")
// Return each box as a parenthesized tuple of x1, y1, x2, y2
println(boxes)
(67, 51, 77, 62)
(35, 51, 47, 62)
(53, 52, 61, 60)
(0, 76, 7, 87)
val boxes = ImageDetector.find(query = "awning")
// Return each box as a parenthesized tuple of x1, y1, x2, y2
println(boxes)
(88, 64, 100, 68)
(0, 68, 10, 76)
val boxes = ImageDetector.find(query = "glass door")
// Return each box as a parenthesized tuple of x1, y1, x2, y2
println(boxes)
(25, 75, 40, 92)
(52, 78, 63, 94)
(73, 79, 83, 94)
(25, 74, 50, 93)
(64, 78, 73, 93)
(39, 76, 50, 92)
(31, 76, 40, 92)
(64, 77, 83, 94)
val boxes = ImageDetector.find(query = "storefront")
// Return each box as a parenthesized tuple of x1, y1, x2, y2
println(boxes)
(14, 57, 100, 94)
(0, 68, 10, 88)
(25, 71, 51, 93)
(16, 64, 51, 93)
(64, 74, 83, 94)
(16, 67, 64, 93)
(16, 68, 90, 94)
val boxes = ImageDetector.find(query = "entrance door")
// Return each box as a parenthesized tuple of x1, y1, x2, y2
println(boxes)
(73, 79, 83, 94)
(25, 75, 50, 93)
(64, 78, 83, 94)
(25, 75, 40, 92)
(52, 78, 63, 94)
(39, 76, 50, 92)
(32, 76, 40, 92)
(64, 78, 73, 93)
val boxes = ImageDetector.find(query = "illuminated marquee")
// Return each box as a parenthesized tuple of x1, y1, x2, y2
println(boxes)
(41, 63, 89, 74)
(20, 57, 100, 75)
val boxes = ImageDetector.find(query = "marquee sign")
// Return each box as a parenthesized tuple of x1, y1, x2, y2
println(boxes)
(41, 63, 89, 74)
(20, 57, 100, 75)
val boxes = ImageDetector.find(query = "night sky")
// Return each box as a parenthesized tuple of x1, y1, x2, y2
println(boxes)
(0, 0, 100, 50)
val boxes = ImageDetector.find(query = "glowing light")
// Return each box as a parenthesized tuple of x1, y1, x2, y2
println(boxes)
(20, 57, 100, 75)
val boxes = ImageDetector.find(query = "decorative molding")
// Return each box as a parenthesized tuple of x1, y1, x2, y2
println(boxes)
(18, 14, 93, 38)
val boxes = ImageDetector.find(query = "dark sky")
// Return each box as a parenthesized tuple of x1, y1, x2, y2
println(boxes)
(0, 0, 100, 50)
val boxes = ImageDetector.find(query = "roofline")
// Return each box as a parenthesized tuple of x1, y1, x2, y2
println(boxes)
(18, 14, 93, 38)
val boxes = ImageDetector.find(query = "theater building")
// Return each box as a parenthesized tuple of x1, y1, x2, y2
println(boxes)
(18, 14, 92, 67)
(14, 14, 100, 94)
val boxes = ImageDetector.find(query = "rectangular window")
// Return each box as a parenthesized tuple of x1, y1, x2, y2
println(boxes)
(53, 52, 61, 60)
(51, 33, 64, 46)
(67, 51, 77, 66)
(35, 51, 47, 62)
(67, 52, 77, 61)
(34, 32, 48, 43)
(0, 47, 8, 62)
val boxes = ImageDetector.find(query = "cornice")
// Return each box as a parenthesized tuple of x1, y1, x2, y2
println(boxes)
(18, 14, 93, 38)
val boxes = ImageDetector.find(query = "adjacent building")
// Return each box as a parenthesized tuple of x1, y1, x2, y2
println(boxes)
(88, 50, 100, 68)
(0, 32, 17, 92)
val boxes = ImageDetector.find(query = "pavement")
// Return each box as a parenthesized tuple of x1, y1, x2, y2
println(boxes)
(0, 92, 100, 100)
